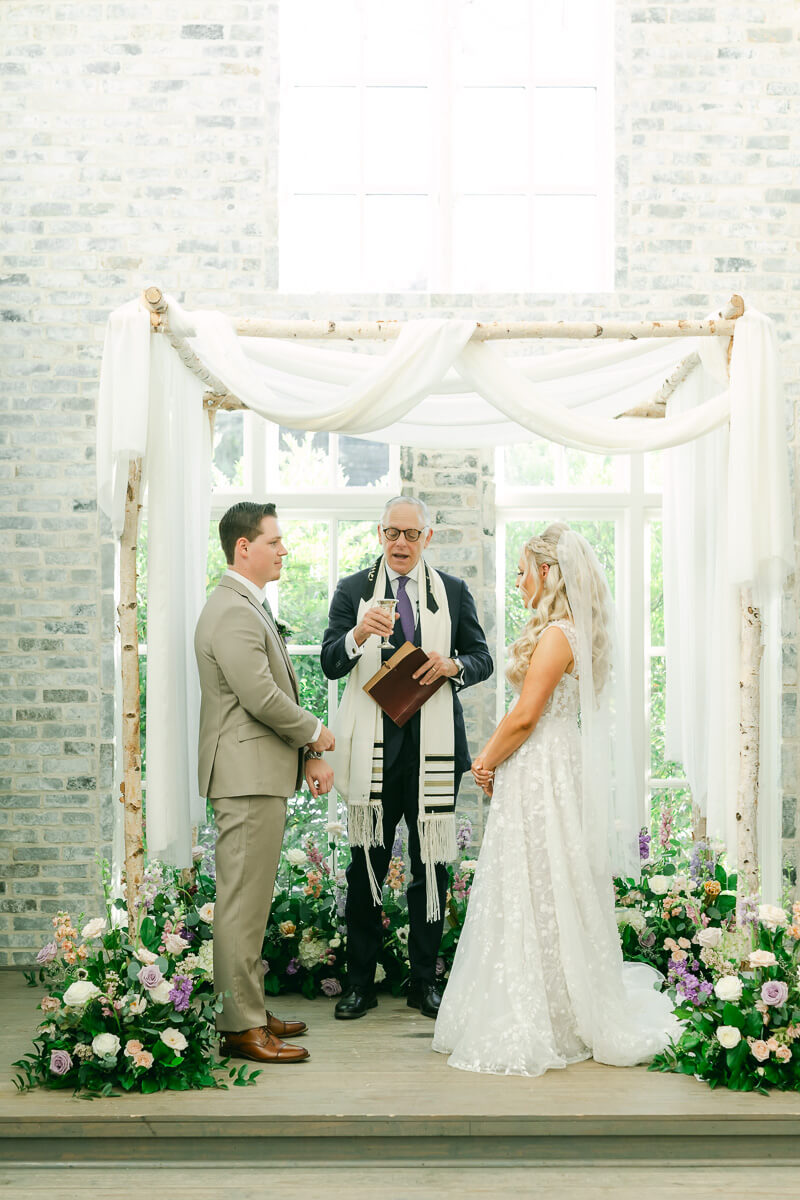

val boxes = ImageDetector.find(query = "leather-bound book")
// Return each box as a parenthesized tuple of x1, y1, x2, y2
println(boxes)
(362, 641, 448, 727)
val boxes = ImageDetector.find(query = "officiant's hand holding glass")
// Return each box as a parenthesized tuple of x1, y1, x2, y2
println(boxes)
(353, 604, 398, 647)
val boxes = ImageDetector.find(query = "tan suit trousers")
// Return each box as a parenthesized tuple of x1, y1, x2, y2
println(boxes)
(211, 793, 286, 1032)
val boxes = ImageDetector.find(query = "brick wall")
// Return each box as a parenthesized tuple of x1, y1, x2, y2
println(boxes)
(1, 0, 798, 960)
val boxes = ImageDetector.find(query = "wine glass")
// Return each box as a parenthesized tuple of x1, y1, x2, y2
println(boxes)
(375, 598, 397, 650)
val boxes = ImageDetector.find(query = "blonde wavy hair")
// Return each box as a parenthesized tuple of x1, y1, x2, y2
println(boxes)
(505, 522, 611, 695)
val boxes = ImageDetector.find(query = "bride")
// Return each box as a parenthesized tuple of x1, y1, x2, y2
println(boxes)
(432, 522, 678, 1076)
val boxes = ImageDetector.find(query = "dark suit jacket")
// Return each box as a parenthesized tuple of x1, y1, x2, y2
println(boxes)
(320, 560, 493, 775)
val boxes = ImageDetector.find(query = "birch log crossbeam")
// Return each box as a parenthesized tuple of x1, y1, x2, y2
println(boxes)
(233, 316, 739, 341)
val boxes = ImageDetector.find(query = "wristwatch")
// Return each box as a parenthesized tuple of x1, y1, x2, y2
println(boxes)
(304, 749, 323, 760)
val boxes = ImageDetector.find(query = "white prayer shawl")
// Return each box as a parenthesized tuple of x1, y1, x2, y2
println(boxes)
(330, 557, 456, 921)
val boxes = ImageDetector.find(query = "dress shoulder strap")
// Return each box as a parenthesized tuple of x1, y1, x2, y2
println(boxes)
(546, 619, 579, 675)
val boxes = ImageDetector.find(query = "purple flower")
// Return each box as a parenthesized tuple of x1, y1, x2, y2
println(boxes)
(137, 964, 164, 990)
(737, 895, 759, 928)
(638, 830, 651, 862)
(456, 817, 472, 853)
(36, 941, 58, 965)
(49, 1049, 72, 1076)
(435, 956, 446, 977)
(638, 930, 656, 949)
(320, 977, 342, 997)
(667, 956, 712, 1008)
(761, 980, 789, 1007)
(286, 957, 299, 976)
(168, 974, 193, 1013)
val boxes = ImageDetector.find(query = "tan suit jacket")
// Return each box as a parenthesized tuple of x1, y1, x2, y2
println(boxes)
(194, 575, 319, 800)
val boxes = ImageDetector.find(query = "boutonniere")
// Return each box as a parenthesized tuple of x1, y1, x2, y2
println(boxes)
(275, 620, 292, 645)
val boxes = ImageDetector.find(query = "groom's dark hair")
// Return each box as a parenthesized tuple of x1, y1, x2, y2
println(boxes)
(219, 501, 277, 565)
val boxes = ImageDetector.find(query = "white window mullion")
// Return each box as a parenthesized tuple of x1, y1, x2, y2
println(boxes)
(627, 454, 647, 819)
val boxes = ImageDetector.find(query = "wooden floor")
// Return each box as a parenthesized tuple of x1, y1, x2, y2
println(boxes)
(3, 968, 800, 1196)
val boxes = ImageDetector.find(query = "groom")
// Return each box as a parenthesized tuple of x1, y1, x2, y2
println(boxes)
(322, 495, 492, 1019)
(195, 501, 335, 1063)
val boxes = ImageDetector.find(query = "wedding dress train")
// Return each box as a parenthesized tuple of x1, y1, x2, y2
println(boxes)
(432, 619, 678, 1076)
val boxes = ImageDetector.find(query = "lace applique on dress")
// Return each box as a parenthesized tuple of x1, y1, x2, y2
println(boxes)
(432, 621, 678, 1077)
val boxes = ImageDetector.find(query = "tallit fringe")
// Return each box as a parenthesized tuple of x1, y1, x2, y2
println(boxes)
(419, 814, 458, 923)
(348, 801, 384, 906)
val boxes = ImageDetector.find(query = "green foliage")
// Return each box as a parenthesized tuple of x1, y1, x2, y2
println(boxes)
(14, 860, 259, 1097)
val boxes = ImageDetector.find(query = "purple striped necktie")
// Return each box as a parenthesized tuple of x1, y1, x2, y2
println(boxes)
(395, 575, 416, 642)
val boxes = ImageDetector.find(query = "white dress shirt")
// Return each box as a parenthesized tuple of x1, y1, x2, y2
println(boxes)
(224, 568, 321, 744)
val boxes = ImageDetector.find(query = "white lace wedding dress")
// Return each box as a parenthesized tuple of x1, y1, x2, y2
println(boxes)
(432, 619, 678, 1076)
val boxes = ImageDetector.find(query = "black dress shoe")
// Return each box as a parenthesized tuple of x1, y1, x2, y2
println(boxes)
(334, 987, 378, 1020)
(407, 982, 442, 1018)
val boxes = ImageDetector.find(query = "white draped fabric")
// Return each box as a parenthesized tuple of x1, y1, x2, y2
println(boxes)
(96, 298, 792, 898)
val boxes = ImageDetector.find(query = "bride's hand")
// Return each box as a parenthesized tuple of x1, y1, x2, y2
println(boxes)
(471, 757, 494, 792)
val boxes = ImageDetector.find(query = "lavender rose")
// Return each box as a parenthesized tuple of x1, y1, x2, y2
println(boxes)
(49, 1049, 73, 1076)
(320, 977, 342, 997)
(36, 941, 58, 965)
(761, 980, 789, 1007)
(137, 964, 164, 991)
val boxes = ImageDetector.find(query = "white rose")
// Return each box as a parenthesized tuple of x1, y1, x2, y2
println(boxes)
(648, 875, 671, 896)
(163, 932, 187, 955)
(160, 1027, 188, 1052)
(714, 976, 743, 1002)
(80, 918, 107, 941)
(286, 848, 308, 867)
(135, 947, 158, 965)
(696, 927, 722, 949)
(149, 980, 173, 1004)
(127, 995, 147, 1015)
(615, 908, 646, 933)
(62, 980, 101, 1007)
(374, 964, 386, 983)
(328, 936, 341, 949)
(197, 903, 215, 924)
(749, 949, 777, 969)
(325, 821, 346, 839)
(758, 904, 788, 931)
(92, 1032, 121, 1058)
(673, 874, 688, 890)
(716, 1025, 742, 1049)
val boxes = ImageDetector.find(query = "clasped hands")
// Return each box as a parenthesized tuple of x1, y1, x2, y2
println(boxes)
(305, 723, 335, 798)
(471, 756, 494, 796)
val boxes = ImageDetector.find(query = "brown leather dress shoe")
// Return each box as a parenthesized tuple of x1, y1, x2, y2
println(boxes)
(220, 1026, 309, 1063)
(266, 1010, 308, 1038)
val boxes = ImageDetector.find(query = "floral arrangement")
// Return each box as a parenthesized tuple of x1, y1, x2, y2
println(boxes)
(21, 802, 800, 1095)
(650, 900, 800, 1093)
(13, 861, 258, 1096)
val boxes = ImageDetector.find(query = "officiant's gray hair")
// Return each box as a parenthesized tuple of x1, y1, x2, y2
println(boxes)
(381, 495, 430, 527)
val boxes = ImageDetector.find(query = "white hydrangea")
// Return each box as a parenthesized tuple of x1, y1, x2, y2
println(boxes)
(615, 908, 646, 933)
(297, 935, 328, 970)
(286, 848, 308, 867)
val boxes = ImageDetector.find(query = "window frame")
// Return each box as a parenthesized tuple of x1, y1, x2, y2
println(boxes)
(495, 447, 687, 823)
(277, 0, 615, 294)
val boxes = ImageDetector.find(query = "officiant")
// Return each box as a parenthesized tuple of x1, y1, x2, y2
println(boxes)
(322, 496, 493, 1020)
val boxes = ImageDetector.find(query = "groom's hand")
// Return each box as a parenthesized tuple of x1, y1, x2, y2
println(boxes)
(471, 756, 494, 795)
(413, 651, 458, 686)
(305, 759, 334, 798)
(354, 606, 397, 646)
(308, 724, 335, 753)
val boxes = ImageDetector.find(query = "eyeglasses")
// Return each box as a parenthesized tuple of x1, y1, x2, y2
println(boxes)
(381, 526, 426, 543)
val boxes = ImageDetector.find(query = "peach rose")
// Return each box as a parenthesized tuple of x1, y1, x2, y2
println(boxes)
(776, 1046, 792, 1063)
(133, 1050, 154, 1069)
(750, 1040, 770, 1062)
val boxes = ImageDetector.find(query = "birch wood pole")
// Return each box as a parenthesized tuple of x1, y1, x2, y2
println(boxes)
(737, 590, 763, 897)
(119, 458, 144, 929)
